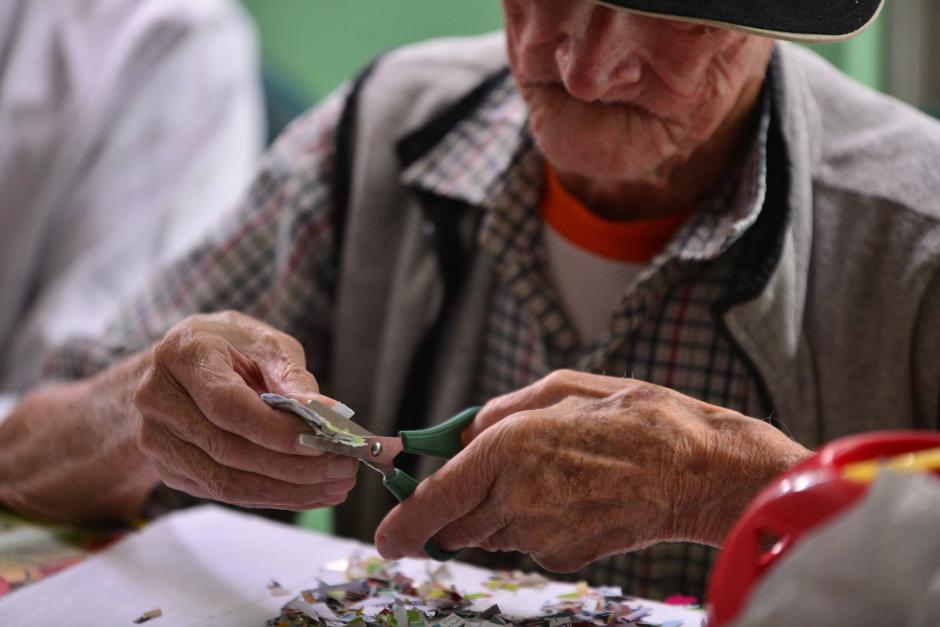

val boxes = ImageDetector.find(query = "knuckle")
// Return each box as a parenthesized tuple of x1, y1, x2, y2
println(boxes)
(132, 369, 160, 412)
(136, 422, 161, 457)
(543, 369, 576, 389)
(444, 518, 479, 546)
(276, 331, 305, 359)
(536, 369, 577, 404)
(216, 309, 242, 323)
(482, 522, 519, 552)
(154, 324, 192, 364)
(252, 324, 290, 356)
(280, 361, 315, 388)
(608, 382, 662, 409)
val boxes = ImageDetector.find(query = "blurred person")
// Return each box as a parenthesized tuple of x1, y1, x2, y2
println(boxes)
(0, 0, 263, 413)
(2, 0, 939, 601)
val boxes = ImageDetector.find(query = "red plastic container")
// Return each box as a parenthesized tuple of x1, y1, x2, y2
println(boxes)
(707, 431, 940, 626)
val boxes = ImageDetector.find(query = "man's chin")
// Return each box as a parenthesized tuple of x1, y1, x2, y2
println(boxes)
(534, 130, 671, 185)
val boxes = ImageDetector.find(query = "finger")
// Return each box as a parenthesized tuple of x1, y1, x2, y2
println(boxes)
(141, 424, 358, 509)
(467, 371, 577, 443)
(464, 382, 549, 444)
(374, 455, 493, 559)
(466, 371, 640, 444)
(531, 543, 600, 574)
(134, 363, 330, 456)
(463, 394, 533, 445)
(143, 400, 360, 484)
(155, 462, 350, 509)
(433, 499, 510, 552)
(202, 311, 320, 398)
(140, 347, 315, 454)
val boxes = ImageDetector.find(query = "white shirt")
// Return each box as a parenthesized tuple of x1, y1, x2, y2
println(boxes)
(543, 224, 646, 345)
(0, 0, 264, 412)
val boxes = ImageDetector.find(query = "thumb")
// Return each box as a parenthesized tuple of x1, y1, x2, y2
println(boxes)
(375, 448, 493, 559)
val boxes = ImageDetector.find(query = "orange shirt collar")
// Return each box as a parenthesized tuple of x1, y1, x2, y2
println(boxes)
(540, 164, 697, 263)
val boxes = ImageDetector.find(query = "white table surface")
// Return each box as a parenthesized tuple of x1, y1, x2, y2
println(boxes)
(0, 505, 704, 626)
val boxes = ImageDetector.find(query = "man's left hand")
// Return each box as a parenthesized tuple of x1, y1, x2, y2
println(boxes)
(375, 370, 810, 572)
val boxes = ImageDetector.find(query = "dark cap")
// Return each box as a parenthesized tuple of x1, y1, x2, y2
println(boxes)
(596, 0, 884, 42)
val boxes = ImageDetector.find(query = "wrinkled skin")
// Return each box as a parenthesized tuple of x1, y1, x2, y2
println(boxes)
(0, 311, 358, 522)
(134, 311, 358, 509)
(505, 0, 774, 217)
(376, 371, 809, 571)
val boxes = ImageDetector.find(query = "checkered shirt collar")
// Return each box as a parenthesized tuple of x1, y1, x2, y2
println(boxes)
(400, 71, 771, 266)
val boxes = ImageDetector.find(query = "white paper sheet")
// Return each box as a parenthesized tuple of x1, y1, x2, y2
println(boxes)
(0, 505, 704, 626)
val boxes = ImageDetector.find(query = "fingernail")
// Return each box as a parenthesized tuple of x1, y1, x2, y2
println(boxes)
(296, 434, 325, 455)
(328, 457, 358, 479)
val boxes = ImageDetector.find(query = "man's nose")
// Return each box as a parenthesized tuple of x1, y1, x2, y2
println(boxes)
(556, 6, 643, 102)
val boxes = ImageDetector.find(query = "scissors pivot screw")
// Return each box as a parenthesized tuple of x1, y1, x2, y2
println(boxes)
(371, 441, 383, 457)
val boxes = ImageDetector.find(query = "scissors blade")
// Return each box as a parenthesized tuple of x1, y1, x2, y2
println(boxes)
(261, 394, 404, 467)
(303, 398, 374, 437)
(302, 398, 404, 466)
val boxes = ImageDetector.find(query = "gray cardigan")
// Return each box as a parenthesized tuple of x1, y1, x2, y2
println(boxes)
(325, 34, 940, 541)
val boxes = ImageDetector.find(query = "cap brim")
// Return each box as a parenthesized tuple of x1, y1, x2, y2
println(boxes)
(596, 0, 884, 43)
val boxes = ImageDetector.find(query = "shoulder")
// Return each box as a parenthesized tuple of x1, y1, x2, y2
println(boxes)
(354, 32, 509, 138)
(781, 44, 940, 223)
(47, 0, 254, 67)
(68, 0, 251, 32)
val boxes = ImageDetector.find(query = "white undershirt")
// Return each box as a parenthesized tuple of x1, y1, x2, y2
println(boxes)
(543, 224, 647, 345)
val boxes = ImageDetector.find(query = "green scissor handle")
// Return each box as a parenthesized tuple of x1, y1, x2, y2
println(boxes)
(381, 406, 481, 561)
(399, 406, 480, 458)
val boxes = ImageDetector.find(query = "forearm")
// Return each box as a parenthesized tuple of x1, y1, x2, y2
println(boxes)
(0, 350, 159, 523)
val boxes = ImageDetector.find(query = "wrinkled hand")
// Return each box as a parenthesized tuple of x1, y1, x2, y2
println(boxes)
(376, 370, 809, 571)
(134, 311, 358, 510)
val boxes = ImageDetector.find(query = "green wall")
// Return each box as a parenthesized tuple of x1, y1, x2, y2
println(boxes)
(241, 0, 503, 103)
(808, 13, 887, 92)
(241, 1, 889, 106)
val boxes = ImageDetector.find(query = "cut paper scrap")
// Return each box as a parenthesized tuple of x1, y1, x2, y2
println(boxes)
(269, 579, 292, 597)
(261, 393, 366, 448)
(483, 571, 550, 592)
(133, 608, 162, 623)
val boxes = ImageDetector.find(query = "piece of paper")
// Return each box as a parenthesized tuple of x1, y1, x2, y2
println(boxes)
(0, 506, 704, 626)
(261, 393, 366, 448)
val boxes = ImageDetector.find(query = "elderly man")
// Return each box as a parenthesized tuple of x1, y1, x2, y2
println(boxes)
(2, 0, 938, 600)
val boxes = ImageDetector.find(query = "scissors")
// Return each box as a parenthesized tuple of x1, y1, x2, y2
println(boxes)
(261, 393, 479, 561)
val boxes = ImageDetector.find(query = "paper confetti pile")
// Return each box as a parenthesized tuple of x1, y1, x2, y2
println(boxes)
(267, 558, 688, 627)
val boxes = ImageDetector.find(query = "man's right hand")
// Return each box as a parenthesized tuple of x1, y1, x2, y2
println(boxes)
(134, 311, 358, 510)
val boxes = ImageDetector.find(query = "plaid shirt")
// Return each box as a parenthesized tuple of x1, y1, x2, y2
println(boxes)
(52, 70, 772, 601)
